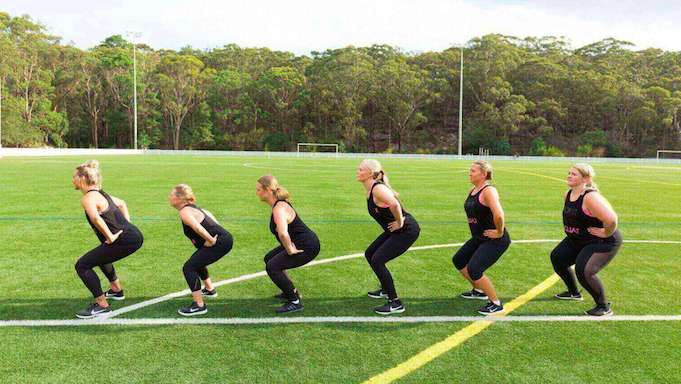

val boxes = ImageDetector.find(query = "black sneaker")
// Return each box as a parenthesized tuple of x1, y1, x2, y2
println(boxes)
(367, 289, 388, 299)
(75, 303, 112, 319)
(274, 290, 301, 301)
(104, 289, 125, 301)
(374, 299, 405, 315)
(201, 288, 218, 298)
(460, 289, 488, 300)
(178, 301, 208, 316)
(585, 303, 613, 317)
(554, 291, 583, 301)
(275, 300, 303, 314)
(478, 301, 504, 316)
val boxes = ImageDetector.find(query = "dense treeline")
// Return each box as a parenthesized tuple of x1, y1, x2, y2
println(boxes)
(1, 12, 680, 156)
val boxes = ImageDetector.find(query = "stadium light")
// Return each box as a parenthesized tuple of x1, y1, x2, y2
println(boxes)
(126, 31, 142, 150)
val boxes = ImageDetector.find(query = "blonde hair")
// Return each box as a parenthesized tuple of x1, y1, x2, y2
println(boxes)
(171, 184, 196, 204)
(360, 159, 399, 198)
(572, 163, 599, 191)
(257, 175, 290, 201)
(472, 160, 493, 181)
(75, 160, 102, 187)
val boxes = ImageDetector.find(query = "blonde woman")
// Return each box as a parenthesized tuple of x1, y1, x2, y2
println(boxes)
(256, 175, 320, 314)
(550, 163, 622, 316)
(356, 159, 420, 315)
(72, 160, 144, 319)
(453, 161, 510, 315)
(169, 184, 233, 316)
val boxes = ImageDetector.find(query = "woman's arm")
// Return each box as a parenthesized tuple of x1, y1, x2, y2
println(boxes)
(482, 187, 505, 239)
(584, 192, 618, 238)
(273, 205, 302, 255)
(180, 207, 217, 247)
(373, 184, 404, 232)
(82, 195, 120, 244)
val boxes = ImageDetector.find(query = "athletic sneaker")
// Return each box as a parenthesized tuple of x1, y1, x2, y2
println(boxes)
(478, 301, 504, 316)
(275, 300, 303, 314)
(460, 289, 488, 300)
(367, 289, 388, 299)
(554, 291, 583, 301)
(75, 303, 112, 319)
(178, 301, 208, 316)
(201, 288, 218, 298)
(374, 300, 405, 315)
(104, 289, 125, 301)
(274, 289, 301, 301)
(585, 303, 613, 317)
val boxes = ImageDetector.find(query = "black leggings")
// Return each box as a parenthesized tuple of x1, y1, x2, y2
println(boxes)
(452, 232, 511, 281)
(264, 243, 320, 301)
(364, 223, 420, 300)
(75, 227, 143, 298)
(183, 233, 233, 292)
(550, 232, 622, 305)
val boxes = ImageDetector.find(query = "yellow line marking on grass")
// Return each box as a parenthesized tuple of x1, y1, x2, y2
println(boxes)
(362, 274, 561, 384)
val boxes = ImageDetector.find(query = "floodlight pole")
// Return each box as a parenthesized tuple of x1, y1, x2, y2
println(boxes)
(458, 45, 463, 158)
(126, 31, 141, 150)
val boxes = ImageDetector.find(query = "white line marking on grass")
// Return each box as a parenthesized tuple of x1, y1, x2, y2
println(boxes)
(1, 239, 675, 324)
(105, 242, 465, 319)
(2, 315, 681, 327)
(360, 239, 681, 384)
(100, 239, 681, 319)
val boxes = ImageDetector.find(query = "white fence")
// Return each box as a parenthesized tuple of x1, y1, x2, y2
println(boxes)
(2, 147, 681, 164)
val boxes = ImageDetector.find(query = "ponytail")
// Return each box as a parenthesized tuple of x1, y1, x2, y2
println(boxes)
(258, 175, 291, 201)
(361, 159, 399, 198)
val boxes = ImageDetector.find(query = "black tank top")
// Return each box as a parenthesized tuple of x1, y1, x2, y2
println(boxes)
(269, 200, 319, 249)
(464, 185, 500, 240)
(181, 204, 230, 249)
(563, 190, 616, 246)
(84, 189, 130, 243)
(367, 181, 412, 232)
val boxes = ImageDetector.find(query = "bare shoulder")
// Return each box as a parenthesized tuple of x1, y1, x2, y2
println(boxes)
(80, 192, 96, 207)
(373, 183, 394, 199)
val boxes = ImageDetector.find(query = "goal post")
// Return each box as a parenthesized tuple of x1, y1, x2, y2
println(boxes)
(296, 143, 339, 157)
(656, 150, 681, 161)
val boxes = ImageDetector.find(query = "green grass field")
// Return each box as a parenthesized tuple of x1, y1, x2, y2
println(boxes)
(1, 155, 680, 383)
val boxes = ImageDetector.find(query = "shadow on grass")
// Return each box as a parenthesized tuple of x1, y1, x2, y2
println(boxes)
(0, 297, 160, 320)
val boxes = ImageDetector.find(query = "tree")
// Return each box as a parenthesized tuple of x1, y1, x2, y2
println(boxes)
(156, 53, 212, 149)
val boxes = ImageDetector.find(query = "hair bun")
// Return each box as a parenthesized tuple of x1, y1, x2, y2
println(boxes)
(85, 160, 99, 169)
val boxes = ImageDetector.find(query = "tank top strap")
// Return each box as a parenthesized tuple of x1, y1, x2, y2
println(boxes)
(471, 184, 491, 197)
(95, 190, 118, 212)
(272, 199, 297, 221)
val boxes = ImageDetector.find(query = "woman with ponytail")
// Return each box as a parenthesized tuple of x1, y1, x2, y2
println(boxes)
(72, 160, 144, 319)
(357, 159, 420, 315)
(169, 184, 233, 316)
(453, 160, 510, 315)
(256, 175, 320, 314)
(550, 163, 622, 316)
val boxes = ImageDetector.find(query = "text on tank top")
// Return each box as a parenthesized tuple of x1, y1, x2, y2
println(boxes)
(464, 185, 496, 239)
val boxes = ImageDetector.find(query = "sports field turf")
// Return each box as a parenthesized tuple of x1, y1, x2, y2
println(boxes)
(1, 155, 680, 383)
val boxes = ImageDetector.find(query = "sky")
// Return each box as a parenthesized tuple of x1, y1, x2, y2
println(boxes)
(2, 0, 680, 54)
